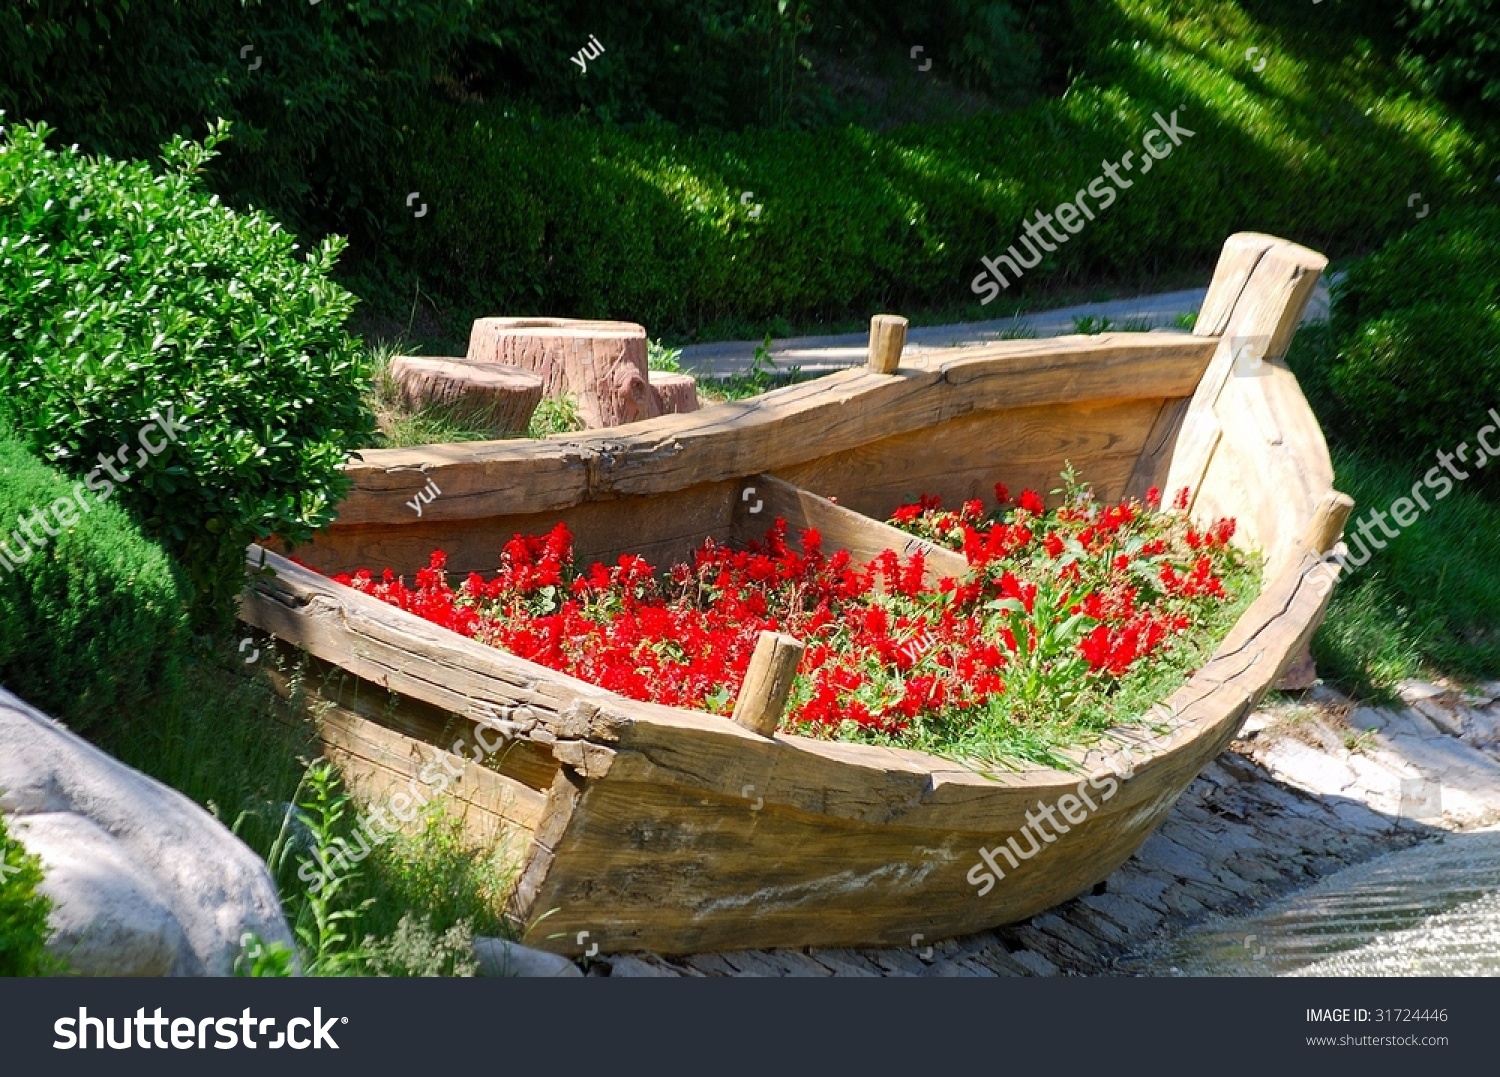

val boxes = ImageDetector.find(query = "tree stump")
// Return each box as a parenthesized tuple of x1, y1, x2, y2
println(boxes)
(388, 357, 543, 437)
(466, 318, 661, 429)
(649, 371, 700, 415)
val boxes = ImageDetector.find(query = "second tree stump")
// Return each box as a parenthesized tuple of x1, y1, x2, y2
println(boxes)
(388, 357, 543, 437)
(648, 371, 700, 415)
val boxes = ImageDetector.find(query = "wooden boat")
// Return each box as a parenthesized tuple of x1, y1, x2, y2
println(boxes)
(240, 233, 1352, 955)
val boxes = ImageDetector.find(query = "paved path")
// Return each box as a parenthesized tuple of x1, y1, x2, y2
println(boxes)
(680, 280, 1335, 378)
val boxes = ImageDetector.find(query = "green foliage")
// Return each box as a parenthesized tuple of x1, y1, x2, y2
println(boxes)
(0, 809, 54, 976)
(0, 0, 498, 238)
(1398, 0, 1500, 108)
(646, 339, 683, 372)
(234, 932, 298, 978)
(0, 122, 374, 624)
(1287, 322, 1500, 697)
(0, 0, 1045, 246)
(268, 762, 375, 978)
(1310, 448, 1500, 695)
(0, 432, 191, 733)
(526, 394, 584, 439)
(366, 913, 477, 978)
(1324, 206, 1500, 468)
(388, 0, 1483, 336)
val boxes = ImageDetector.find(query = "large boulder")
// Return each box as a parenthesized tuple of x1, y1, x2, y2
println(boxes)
(0, 686, 293, 975)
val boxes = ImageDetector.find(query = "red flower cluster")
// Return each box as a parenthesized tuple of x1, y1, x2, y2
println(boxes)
(332, 477, 1248, 747)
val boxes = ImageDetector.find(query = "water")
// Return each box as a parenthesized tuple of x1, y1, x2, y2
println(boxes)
(1118, 825, 1500, 976)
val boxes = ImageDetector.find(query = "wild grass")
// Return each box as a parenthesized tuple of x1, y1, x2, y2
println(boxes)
(1287, 322, 1500, 698)
(97, 643, 523, 976)
(1311, 449, 1500, 698)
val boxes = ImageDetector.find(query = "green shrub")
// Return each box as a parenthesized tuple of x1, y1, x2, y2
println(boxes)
(0, 121, 374, 624)
(0, 0, 498, 239)
(385, 40, 1481, 337)
(0, 809, 53, 977)
(1325, 206, 1500, 463)
(1397, 0, 1500, 109)
(0, 432, 191, 732)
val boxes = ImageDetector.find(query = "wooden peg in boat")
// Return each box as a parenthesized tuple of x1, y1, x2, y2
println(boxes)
(867, 314, 909, 374)
(732, 631, 805, 737)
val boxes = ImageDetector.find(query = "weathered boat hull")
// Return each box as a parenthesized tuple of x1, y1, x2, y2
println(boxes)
(241, 233, 1350, 954)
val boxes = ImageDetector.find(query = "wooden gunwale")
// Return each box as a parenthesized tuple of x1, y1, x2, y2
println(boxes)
(240, 232, 1348, 954)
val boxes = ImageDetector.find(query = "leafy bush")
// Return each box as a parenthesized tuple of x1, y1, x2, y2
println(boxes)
(0, 122, 374, 624)
(1325, 206, 1500, 463)
(0, 0, 498, 239)
(1398, 0, 1500, 108)
(0, 432, 191, 732)
(0, 0, 1045, 258)
(0, 810, 53, 977)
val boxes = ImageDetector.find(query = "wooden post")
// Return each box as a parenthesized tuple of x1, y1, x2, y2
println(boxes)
(1302, 490, 1356, 557)
(867, 314, 909, 374)
(732, 631, 805, 737)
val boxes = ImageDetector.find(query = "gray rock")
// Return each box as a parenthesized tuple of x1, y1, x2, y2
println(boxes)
(1397, 679, 1446, 704)
(473, 936, 583, 977)
(0, 686, 293, 976)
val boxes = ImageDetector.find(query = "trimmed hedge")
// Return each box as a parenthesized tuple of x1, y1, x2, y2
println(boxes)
(388, 58, 1483, 334)
(1326, 206, 1500, 465)
(0, 122, 374, 625)
(0, 432, 190, 735)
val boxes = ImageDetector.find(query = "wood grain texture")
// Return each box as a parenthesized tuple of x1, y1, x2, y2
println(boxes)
(732, 632, 806, 736)
(467, 317, 660, 429)
(323, 333, 1214, 529)
(649, 370, 700, 414)
(388, 356, 543, 437)
(777, 397, 1163, 521)
(730, 473, 970, 586)
(1169, 234, 1335, 579)
(867, 314, 909, 374)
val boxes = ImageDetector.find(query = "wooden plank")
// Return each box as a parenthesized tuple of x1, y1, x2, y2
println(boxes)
(1123, 397, 1189, 501)
(1194, 233, 1274, 338)
(265, 655, 563, 794)
(731, 473, 970, 585)
(1303, 490, 1356, 557)
(777, 397, 1162, 521)
(319, 703, 547, 836)
(1167, 237, 1330, 526)
(867, 314, 909, 374)
(508, 768, 586, 932)
(323, 334, 1214, 529)
(289, 478, 741, 578)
